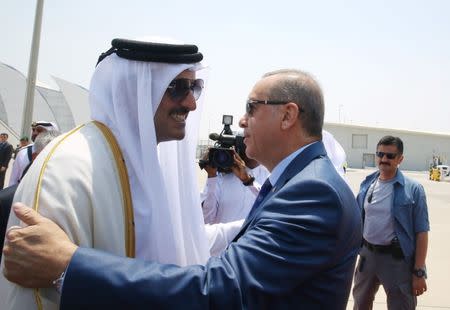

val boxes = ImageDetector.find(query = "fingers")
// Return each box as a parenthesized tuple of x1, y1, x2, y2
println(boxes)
(12, 203, 44, 225)
(5, 225, 35, 243)
(7, 225, 22, 232)
(232, 155, 245, 170)
(234, 152, 243, 163)
(412, 282, 427, 296)
(414, 288, 426, 296)
(4, 225, 22, 241)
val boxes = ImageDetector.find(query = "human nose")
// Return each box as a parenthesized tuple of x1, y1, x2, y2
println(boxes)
(181, 92, 197, 111)
(239, 115, 247, 128)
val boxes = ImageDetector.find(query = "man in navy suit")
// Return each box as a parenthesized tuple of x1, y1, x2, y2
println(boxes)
(3, 69, 362, 309)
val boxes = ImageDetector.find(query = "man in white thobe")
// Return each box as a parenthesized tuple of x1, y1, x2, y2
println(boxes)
(0, 38, 211, 310)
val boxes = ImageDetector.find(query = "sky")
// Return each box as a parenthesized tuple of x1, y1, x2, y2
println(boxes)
(1, 0, 450, 139)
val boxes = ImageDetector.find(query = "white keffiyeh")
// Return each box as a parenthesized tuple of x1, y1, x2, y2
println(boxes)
(89, 50, 209, 266)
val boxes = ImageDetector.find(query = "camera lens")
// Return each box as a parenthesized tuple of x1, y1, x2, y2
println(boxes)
(211, 149, 234, 169)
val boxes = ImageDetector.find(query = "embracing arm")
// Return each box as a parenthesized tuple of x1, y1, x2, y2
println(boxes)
(60, 181, 351, 309)
(4, 180, 358, 309)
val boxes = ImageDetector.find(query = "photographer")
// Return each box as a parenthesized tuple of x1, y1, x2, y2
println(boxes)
(200, 148, 269, 224)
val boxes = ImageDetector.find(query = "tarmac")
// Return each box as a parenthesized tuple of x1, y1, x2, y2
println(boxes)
(197, 167, 450, 309)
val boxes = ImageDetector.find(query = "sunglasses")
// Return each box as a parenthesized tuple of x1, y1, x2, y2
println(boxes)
(166, 78, 204, 101)
(376, 151, 398, 159)
(246, 99, 300, 115)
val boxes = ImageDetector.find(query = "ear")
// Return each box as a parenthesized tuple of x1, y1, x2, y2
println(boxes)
(397, 154, 404, 166)
(280, 102, 299, 130)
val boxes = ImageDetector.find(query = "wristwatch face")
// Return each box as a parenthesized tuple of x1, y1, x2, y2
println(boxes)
(413, 268, 426, 278)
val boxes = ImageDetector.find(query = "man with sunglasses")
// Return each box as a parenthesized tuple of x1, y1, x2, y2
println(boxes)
(0, 38, 212, 309)
(352, 135, 430, 309)
(3, 69, 362, 309)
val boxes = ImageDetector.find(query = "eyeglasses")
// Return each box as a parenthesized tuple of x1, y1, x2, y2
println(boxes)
(246, 99, 301, 115)
(166, 78, 204, 101)
(376, 151, 398, 160)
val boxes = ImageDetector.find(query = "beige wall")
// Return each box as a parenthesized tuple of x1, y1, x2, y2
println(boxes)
(324, 122, 450, 171)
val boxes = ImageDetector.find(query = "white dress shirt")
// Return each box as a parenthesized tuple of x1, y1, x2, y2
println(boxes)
(201, 165, 270, 224)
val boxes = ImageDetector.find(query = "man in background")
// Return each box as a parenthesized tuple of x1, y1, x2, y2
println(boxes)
(12, 136, 30, 159)
(8, 121, 59, 186)
(0, 133, 13, 189)
(352, 135, 429, 309)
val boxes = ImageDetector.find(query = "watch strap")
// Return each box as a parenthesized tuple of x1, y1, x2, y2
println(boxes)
(412, 267, 427, 279)
(242, 176, 255, 186)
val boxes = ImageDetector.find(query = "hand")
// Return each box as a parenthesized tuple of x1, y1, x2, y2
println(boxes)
(412, 275, 427, 296)
(0, 166, 6, 172)
(231, 151, 251, 182)
(201, 150, 217, 177)
(2, 203, 78, 288)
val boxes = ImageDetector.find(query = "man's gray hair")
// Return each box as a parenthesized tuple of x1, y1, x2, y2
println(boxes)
(34, 130, 61, 154)
(262, 69, 324, 138)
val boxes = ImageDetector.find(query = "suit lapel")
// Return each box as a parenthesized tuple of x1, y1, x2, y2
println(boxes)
(232, 141, 328, 242)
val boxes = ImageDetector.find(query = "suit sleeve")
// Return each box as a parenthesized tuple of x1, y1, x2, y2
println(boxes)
(61, 180, 345, 310)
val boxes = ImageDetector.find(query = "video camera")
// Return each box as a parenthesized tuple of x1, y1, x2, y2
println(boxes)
(199, 115, 245, 173)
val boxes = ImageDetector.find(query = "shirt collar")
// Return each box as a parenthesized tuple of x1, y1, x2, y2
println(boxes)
(374, 169, 405, 187)
(269, 141, 318, 186)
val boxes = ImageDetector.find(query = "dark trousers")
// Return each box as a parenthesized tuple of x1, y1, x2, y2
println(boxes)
(352, 245, 416, 309)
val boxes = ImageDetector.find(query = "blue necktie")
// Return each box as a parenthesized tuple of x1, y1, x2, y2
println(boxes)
(247, 178, 273, 218)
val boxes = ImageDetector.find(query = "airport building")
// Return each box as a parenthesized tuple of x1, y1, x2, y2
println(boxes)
(324, 122, 450, 171)
(0, 61, 90, 146)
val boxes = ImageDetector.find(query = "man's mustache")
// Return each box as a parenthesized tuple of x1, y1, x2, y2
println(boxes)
(379, 162, 390, 166)
(170, 107, 190, 115)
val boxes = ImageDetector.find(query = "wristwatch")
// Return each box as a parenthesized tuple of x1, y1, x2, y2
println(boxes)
(242, 175, 255, 186)
(412, 267, 427, 279)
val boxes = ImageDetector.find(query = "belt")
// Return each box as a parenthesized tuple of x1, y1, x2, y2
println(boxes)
(363, 239, 393, 253)
(363, 239, 404, 260)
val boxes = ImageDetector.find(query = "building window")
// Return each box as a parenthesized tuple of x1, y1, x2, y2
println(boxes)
(363, 153, 375, 167)
(352, 134, 368, 149)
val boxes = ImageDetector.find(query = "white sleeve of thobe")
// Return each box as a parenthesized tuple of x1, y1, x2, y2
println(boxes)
(204, 219, 244, 257)
(201, 177, 220, 224)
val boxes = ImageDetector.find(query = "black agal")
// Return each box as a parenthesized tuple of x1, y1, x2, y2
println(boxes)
(96, 38, 203, 66)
